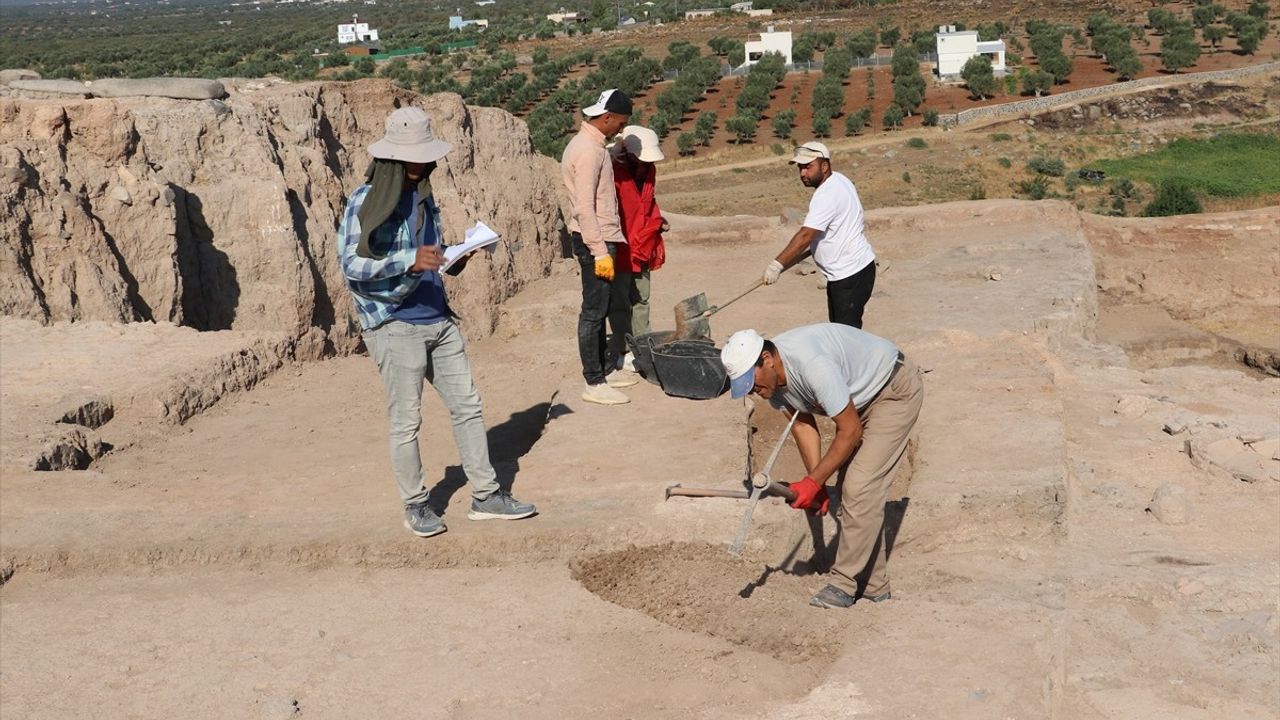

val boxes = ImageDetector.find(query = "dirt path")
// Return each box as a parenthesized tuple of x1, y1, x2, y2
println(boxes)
(2, 201, 1277, 718)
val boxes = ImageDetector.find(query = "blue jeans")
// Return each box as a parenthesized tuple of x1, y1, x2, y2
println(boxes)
(363, 319, 500, 506)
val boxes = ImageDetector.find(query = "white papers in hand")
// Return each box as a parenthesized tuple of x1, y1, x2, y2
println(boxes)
(442, 221, 500, 272)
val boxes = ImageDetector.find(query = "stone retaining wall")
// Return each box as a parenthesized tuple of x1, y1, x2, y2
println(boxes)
(939, 61, 1280, 127)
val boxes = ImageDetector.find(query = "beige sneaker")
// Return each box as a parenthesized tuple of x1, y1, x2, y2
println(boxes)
(606, 370, 639, 388)
(583, 382, 630, 405)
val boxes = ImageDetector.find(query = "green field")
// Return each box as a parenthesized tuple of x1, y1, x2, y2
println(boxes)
(1095, 133, 1280, 198)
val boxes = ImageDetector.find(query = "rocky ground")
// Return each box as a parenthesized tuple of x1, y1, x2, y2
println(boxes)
(2, 199, 1277, 719)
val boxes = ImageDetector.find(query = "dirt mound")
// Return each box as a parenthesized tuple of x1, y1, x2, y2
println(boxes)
(1033, 81, 1266, 132)
(571, 542, 845, 662)
(0, 79, 565, 358)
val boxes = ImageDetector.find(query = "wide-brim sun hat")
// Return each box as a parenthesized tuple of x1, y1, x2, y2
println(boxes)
(721, 329, 765, 399)
(620, 125, 665, 163)
(788, 141, 831, 166)
(368, 106, 453, 164)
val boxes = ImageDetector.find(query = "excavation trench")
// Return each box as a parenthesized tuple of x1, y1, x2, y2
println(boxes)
(570, 400, 918, 663)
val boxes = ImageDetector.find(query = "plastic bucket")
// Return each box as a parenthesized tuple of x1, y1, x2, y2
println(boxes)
(652, 340, 728, 400)
(627, 331, 673, 384)
(628, 332, 713, 385)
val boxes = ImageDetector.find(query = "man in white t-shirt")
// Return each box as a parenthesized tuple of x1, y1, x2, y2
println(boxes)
(762, 141, 877, 328)
(720, 323, 924, 609)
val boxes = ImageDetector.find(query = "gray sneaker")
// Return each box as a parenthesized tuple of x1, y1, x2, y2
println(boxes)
(403, 502, 446, 538)
(468, 491, 537, 521)
(809, 584, 857, 609)
(809, 584, 891, 608)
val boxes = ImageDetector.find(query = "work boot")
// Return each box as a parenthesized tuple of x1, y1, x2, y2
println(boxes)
(622, 352, 637, 373)
(808, 584, 857, 609)
(468, 490, 537, 521)
(606, 369, 639, 388)
(404, 502, 446, 538)
(583, 382, 630, 405)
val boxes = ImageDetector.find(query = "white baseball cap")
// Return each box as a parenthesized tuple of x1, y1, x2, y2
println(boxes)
(582, 88, 634, 118)
(620, 125, 665, 162)
(788, 141, 831, 165)
(720, 329, 765, 399)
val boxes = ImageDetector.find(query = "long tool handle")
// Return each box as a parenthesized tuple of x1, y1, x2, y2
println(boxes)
(730, 411, 800, 556)
(697, 279, 765, 320)
(760, 410, 800, 478)
(664, 483, 795, 501)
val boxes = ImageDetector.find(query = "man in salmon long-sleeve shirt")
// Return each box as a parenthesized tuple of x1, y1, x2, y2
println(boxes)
(561, 89, 638, 406)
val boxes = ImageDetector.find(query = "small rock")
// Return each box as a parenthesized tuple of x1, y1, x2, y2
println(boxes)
(1163, 422, 1187, 436)
(110, 185, 132, 205)
(57, 394, 114, 428)
(1146, 483, 1191, 525)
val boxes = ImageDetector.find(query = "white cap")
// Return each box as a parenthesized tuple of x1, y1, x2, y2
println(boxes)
(620, 125, 665, 162)
(720, 329, 765, 399)
(788, 141, 830, 165)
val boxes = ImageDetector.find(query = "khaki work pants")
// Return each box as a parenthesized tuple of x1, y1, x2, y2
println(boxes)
(829, 358, 924, 597)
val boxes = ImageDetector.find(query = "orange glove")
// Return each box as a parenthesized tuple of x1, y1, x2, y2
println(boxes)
(594, 255, 615, 282)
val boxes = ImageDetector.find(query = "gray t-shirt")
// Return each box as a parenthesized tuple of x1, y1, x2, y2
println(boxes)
(768, 323, 900, 417)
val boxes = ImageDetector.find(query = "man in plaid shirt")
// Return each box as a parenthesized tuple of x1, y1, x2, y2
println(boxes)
(337, 106, 536, 537)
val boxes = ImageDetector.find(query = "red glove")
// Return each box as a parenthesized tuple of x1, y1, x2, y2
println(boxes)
(788, 476, 824, 510)
(811, 485, 830, 516)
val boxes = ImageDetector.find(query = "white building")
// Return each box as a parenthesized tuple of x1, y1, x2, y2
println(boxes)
(687, 3, 769, 18)
(337, 14, 379, 44)
(742, 26, 792, 67)
(935, 25, 1006, 77)
(449, 14, 488, 29)
(546, 10, 583, 23)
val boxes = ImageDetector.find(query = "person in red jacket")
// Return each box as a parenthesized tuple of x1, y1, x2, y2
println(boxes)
(611, 126, 668, 367)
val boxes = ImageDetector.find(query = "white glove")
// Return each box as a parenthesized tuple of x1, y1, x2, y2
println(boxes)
(763, 260, 784, 285)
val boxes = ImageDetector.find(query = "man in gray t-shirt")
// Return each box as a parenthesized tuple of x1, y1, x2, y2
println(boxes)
(721, 323, 924, 609)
